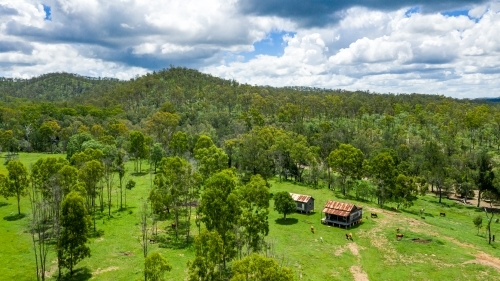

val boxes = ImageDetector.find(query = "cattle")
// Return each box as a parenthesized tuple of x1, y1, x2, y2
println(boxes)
(440, 212, 446, 217)
(396, 233, 404, 240)
(371, 213, 378, 218)
(310, 225, 315, 234)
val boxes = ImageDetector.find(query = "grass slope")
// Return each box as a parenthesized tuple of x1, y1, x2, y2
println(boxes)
(1, 153, 500, 280)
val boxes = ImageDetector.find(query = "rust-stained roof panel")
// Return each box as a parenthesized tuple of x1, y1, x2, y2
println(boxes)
(324, 200, 354, 211)
(322, 207, 350, 217)
(322, 200, 362, 217)
(290, 193, 312, 203)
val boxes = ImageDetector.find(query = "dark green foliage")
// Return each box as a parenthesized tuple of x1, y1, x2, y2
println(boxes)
(58, 191, 91, 275)
(2, 160, 29, 215)
(273, 191, 296, 220)
(145, 252, 172, 281)
(230, 253, 295, 281)
(473, 215, 483, 235)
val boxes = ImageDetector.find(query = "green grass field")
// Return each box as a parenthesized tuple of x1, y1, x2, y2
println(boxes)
(1, 153, 500, 280)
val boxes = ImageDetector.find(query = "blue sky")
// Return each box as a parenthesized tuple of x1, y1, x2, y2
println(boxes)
(0, 0, 499, 98)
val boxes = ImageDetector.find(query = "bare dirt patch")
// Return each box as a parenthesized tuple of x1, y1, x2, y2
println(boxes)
(93, 266, 119, 275)
(350, 265, 369, 281)
(347, 242, 360, 256)
(334, 246, 346, 256)
(464, 252, 500, 272)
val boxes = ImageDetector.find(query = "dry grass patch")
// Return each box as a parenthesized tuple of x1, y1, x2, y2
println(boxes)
(350, 265, 369, 281)
(93, 266, 119, 275)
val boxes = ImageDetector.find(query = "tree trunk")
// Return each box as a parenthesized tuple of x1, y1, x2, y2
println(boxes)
(120, 176, 123, 209)
(17, 194, 21, 215)
(477, 190, 482, 208)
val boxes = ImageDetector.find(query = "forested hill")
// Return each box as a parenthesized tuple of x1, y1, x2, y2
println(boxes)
(0, 72, 121, 102)
(0, 66, 499, 156)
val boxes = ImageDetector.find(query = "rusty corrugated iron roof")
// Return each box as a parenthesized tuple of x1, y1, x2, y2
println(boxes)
(322, 200, 361, 217)
(289, 193, 313, 203)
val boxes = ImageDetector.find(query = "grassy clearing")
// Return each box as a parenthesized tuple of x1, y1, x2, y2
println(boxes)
(1, 153, 500, 280)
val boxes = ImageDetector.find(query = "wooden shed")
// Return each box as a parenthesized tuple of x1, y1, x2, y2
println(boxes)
(321, 200, 362, 228)
(290, 193, 314, 213)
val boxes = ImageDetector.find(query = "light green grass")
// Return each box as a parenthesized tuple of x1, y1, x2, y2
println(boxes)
(1, 153, 500, 280)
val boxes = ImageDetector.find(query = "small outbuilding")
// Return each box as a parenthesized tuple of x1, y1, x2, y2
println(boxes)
(321, 200, 362, 228)
(290, 193, 314, 213)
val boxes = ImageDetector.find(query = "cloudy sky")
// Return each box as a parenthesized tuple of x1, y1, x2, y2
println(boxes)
(1, 0, 500, 98)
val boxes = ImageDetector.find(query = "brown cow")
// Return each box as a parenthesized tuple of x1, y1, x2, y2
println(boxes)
(440, 212, 446, 217)
(371, 213, 378, 218)
(396, 233, 404, 240)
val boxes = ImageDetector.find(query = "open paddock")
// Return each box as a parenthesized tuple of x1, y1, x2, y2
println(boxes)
(1, 154, 500, 281)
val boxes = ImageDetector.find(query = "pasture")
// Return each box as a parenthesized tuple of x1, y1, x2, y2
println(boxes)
(1, 153, 500, 280)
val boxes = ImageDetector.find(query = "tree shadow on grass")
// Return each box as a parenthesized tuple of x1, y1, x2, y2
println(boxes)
(275, 218, 298, 225)
(3, 213, 26, 221)
(89, 229, 104, 238)
(0, 202, 9, 208)
(305, 211, 317, 217)
(59, 267, 92, 281)
(157, 234, 193, 250)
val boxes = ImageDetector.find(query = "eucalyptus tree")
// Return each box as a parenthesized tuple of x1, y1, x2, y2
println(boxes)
(128, 130, 149, 173)
(235, 175, 270, 256)
(78, 160, 104, 231)
(145, 111, 180, 147)
(144, 252, 172, 281)
(194, 135, 228, 181)
(152, 156, 200, 240)
(102, 145, 118, 216)
(198, 169, 240, 269)
(1, 160, 29, 215)
(230, 254, 295, 281)
(235, 127, 276, 182)
(328, 144, 364, 196)
(58, 191, 91, 276)
(366, 152, 396, 206)
(188, 229, 225, 281)
(273, 191, 296, 220)
(150, 143, 166, 173)
(423, 141, 448, 203)
(474, 150, 496, 208)
(169, 131, 189, 156)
